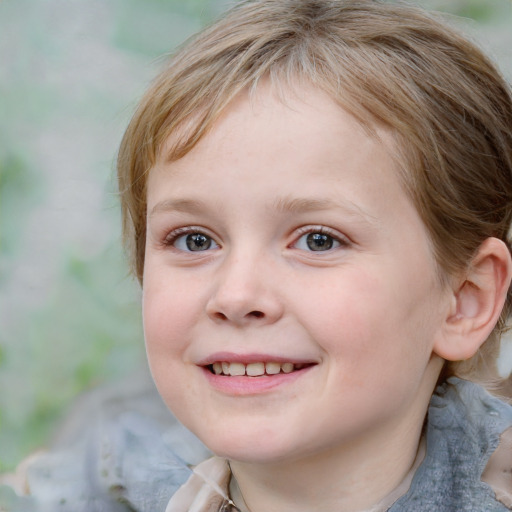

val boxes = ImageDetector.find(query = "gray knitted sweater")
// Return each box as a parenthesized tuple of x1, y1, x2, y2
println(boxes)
(1, 378, 511, 511)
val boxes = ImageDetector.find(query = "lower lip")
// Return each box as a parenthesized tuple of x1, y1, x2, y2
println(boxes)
(201, 366, 314, 395)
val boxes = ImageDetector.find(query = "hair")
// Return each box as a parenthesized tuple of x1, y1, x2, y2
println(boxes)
(117, 0, 512, 386)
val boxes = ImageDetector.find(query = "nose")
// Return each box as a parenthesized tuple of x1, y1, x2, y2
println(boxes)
(206, 253, 284, 327)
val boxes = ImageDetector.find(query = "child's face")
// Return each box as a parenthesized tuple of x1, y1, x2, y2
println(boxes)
(143, 84, 451, 464)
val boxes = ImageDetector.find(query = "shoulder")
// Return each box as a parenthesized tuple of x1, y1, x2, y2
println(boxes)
(0, 372, 211, 512)
(392, 378, 512, 511)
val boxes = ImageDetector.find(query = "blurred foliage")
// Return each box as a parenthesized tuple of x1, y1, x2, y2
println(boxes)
(0, 240, 144, 470)
(111, 0, 221, 56)
(0, 153, 41, 264)
(438, 0, 495, 20)
(0, 0, 510, 474)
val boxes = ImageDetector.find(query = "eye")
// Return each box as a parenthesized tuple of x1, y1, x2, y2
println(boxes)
(294, 230, 343, 252)
(171, 231, 219, 252)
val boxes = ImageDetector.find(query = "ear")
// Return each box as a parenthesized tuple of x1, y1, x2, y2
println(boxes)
(434, 237, 512, 362)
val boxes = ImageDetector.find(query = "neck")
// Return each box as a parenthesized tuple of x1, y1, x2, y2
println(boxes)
(230, 429, 422, 512)
(228, 370, 439, 512)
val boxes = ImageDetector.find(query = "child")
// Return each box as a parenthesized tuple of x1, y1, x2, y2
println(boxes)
(6, 0, 512, 510)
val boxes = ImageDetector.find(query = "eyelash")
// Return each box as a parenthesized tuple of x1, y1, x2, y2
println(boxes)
(292, 226, 349, 252)
(163, 227, 220, 251)
(162, 225, 349, 253)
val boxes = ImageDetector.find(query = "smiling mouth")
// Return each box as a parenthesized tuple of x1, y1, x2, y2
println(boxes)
(207, 361, 314, 377)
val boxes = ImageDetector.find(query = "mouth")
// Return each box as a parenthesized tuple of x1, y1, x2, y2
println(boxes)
(206, 361, 315, 377)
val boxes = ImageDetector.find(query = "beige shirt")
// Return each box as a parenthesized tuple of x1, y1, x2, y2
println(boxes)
(166, 440, 426, 512)
(166, 428, 512, 512)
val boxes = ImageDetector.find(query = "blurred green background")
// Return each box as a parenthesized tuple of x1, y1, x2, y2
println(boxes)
(0, 0, 511, 472)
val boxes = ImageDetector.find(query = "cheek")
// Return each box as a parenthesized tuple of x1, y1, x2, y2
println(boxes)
(300, 271, 386, 348)
(298, 268, 435, 371)
(142, 270, 201, 357)
(143, 289, 177, 349)
(142, 280, 202, 411)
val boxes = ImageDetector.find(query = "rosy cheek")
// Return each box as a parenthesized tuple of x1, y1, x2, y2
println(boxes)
(143, 290, 175, 346)
(144, 285, 197, 354)
(309, 276, 378, 333)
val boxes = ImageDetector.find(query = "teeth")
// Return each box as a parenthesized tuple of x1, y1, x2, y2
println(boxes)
(265, 362, 281, 375)
(246, 362, 265, 376)
(282, 362, 294, 374)
(211, 361, 303, 376)
(229, 362, 246, 376)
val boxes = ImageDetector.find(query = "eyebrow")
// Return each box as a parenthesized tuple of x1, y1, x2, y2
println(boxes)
(149, 198, 209, 217)
(149, 195, 378, 225)
(271, 196, 378, 223)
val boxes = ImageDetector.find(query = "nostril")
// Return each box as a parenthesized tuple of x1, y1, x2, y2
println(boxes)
(208, 308, 268, 323)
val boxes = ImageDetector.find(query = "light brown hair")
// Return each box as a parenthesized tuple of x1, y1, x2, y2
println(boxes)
(117, 0, 512, 384)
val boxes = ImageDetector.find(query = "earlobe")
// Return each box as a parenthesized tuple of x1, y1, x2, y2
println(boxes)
(434, 237, 512, 362)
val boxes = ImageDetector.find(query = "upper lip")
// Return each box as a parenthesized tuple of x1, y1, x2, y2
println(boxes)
(197, 352, 318, 366)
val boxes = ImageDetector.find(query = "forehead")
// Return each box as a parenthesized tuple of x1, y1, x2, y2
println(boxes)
(158, 79, 396, 159)
(151, 83, 404, 213)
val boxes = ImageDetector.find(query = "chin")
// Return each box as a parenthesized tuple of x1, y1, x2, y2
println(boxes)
(194, 424, 297, 464)
(214, 445, 294, 465)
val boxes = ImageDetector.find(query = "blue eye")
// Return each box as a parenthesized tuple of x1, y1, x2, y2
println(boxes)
(295, 231, 341, 252)
(173, 232, 218, 252)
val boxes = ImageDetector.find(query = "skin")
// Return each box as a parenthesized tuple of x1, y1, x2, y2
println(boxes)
(143, 84, 456, 511)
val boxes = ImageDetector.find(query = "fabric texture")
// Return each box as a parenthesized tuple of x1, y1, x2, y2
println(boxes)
(165, 378, 512, 512)
(165, 441, 427, 512)
(0, 373, 209, 512)
(390, 378, 512, 511)
(1, 377, 511, 511)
